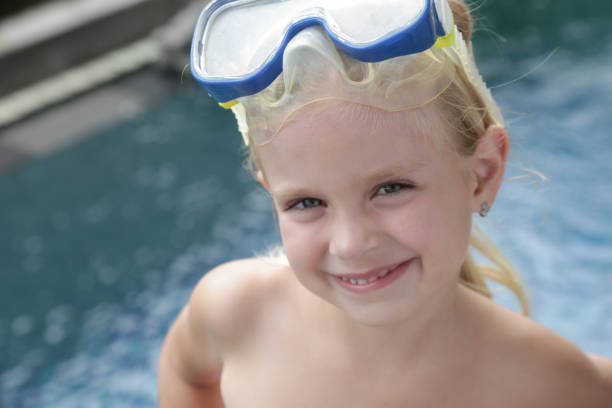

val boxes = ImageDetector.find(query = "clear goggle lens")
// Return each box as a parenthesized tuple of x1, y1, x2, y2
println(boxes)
(194, 0, 453, 79)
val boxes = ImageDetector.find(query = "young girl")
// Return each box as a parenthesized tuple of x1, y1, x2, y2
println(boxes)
(159, 0, 612, 406)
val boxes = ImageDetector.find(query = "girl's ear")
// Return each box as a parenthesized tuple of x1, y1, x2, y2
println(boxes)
(471, 125, 509, 211)
(256, 170, 270, 191)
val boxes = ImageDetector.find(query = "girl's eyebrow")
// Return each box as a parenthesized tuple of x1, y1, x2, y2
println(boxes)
(362, 162, 427, 183)
(270, 162, 427, 199)
(270, 186, 317, 201)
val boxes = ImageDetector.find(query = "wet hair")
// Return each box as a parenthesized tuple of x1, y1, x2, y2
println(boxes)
(248, 0, 530, 315)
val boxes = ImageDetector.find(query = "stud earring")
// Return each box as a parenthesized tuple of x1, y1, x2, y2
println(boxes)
(479, 202, 490, 218)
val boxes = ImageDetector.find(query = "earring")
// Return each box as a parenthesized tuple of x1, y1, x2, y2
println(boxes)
(479, 202, 490, 218)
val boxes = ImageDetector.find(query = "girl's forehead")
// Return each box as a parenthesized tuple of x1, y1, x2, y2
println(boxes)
(273, 99, 452, 151)
(255, 100, 462, 182)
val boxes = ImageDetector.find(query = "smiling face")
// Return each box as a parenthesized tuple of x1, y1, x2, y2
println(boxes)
(256, 100, 493, 326)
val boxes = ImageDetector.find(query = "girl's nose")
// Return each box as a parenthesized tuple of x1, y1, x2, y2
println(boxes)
(328, 212, 381, 261)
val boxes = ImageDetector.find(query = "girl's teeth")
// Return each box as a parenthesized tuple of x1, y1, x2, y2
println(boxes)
(341, 267, 394, 285)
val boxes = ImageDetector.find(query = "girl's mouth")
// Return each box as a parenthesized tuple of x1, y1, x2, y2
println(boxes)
(332, 259, 413, 294)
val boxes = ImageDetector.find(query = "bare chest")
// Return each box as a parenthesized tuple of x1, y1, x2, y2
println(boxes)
(218, 328, 470, 408)
(220, 352, 432, 408)
(220, 353, 539, 408)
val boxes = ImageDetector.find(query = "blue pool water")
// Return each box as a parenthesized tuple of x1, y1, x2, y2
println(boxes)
(483, 49, 612, 351)
(1, 2, 611, 406)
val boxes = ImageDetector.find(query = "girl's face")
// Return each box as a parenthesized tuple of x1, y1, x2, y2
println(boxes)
(257, 101, 494, 326)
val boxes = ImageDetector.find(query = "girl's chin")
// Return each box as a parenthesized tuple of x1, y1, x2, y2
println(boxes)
(337, 303, 417, 328)
(292, 278, 401, 323)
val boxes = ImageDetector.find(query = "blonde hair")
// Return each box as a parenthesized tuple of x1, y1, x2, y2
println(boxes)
(439, 0, 530, 315)
(247, 0, 530, 316)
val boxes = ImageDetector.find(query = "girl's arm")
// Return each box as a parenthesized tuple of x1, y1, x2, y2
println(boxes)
(158, 305, 225, 407)
(157, 258, 270, 407)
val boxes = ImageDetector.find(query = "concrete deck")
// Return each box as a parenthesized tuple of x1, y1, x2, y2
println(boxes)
(0, 68, 186, 173)
(0, 0, 202, 173)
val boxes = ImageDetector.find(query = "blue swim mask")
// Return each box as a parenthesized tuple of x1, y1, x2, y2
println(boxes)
(190, 0, 503, 145)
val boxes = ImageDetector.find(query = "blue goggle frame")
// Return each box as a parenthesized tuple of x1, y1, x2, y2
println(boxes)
(191, 0, 454, 104)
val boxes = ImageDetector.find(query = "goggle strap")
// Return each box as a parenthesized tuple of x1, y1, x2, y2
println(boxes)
(433, 26, 456, 49)
(229, 102, 251, 146)
(219, 100, 239, 109)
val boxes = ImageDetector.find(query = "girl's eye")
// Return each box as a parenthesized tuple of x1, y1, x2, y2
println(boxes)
(288, 198, 324, 210)
(376, 182, 413, 196)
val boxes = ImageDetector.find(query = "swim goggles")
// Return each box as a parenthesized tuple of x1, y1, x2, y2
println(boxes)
(191, 0, 456, 107)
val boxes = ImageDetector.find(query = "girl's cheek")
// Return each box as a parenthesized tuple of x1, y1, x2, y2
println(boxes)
(285, 222, 329, 264)
(383, 198, 440, 253)
(382, 197, 429, 230)
(279, 220, 320, 256)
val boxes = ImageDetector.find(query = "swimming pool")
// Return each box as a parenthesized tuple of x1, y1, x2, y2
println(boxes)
(1, 1, 611, 406)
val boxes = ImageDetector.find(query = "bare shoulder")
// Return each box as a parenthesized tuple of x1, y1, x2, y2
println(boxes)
(587, 353, 612, 388)
(158, 258, 290, 396)
(473, 296, 612, 406)
(188, 257, 292, 346)
(512, 322, 612, 406)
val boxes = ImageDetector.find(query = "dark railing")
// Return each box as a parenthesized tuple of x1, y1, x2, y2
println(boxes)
(0, 0, 54, 19)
